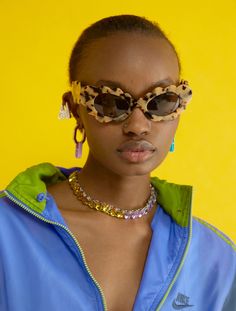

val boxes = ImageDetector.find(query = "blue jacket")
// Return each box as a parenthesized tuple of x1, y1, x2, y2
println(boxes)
(0, 162, 235, 311)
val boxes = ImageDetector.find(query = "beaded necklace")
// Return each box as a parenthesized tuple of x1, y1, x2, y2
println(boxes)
(68, 170, 157, 220)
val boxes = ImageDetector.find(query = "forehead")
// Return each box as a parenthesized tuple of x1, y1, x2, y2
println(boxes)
(75, 32, 180, 96)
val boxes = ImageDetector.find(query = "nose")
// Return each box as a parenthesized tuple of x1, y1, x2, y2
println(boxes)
(122, 107, 151, 136)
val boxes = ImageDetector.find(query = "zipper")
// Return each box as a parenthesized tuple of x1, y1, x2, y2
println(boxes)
(4, 190, 107, 311)
(155, 189, 193, 311)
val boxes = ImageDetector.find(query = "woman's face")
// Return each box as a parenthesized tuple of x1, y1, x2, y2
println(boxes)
(73, 32, 180, 176)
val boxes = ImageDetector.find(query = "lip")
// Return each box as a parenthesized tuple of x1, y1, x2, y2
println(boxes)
(118, 150, 155, 163)
(117, 140, 156, 152)
(117, 140, 156, 163)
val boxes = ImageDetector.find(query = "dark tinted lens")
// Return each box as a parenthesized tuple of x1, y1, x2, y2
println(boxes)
(147, 92, 180, 116)
(94, 94, 129, 118)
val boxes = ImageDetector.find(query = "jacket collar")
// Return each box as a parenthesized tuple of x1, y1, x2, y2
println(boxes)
(5, 162, 193, 227)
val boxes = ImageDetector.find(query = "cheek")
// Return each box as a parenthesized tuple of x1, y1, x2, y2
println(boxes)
(86, 127, 122, 169)
(153, 118, 180, 143)
(82, 115, 120, 155)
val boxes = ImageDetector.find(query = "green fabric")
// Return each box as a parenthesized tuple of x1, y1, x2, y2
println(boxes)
(6, 162, 66, 213)
(0, 192, 6, 198)
(151, 178, 193, 227)
(5, 162, 192, 227)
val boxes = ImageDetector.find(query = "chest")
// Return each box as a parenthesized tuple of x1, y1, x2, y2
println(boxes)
(61, 210, 152, 311)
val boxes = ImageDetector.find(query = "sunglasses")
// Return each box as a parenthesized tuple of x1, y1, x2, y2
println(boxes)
(71, 79, 192, 123)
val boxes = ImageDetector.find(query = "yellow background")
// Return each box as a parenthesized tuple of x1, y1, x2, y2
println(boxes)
(1, 0, 235, 241)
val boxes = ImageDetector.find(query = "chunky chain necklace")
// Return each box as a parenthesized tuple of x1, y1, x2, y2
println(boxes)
(68, 170, 157, 220)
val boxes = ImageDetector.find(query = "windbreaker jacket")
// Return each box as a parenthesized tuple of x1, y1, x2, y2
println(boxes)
(0, 162, 235, 311)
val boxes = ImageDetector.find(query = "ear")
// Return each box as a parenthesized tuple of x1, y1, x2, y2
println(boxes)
(62, 91, 83, 126)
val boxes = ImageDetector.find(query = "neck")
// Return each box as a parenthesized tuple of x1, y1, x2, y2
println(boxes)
(76, 154, 152, 211)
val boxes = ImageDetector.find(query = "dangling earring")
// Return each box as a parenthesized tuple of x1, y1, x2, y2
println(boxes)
(169, 138, 175, 152)
(74, 125, 86, 158)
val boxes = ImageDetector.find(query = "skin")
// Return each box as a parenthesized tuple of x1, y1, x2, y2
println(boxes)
(47, 31, 181, 311)
(68, 32, 180, 211)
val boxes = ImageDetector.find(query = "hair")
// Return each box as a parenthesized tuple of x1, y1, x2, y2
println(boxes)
(69, 14, 181, 83)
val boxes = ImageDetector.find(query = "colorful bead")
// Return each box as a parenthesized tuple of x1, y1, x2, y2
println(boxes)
(68, 170, 157, 220)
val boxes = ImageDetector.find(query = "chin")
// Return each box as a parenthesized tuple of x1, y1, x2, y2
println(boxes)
(109, 158, 165, 177)
(110, 148, 168, 175)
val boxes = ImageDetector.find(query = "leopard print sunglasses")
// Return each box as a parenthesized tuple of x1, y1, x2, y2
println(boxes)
(71, 80, 192, 123)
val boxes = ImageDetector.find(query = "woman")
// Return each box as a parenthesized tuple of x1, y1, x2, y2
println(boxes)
(0, 15, 235, 311)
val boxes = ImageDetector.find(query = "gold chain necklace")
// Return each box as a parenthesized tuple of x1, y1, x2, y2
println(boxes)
(68, 170, 157, 220)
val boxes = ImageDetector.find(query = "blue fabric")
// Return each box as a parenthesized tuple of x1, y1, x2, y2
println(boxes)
(0, 164, 235, 311)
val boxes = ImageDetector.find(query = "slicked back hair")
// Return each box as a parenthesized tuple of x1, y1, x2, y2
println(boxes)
(69, 15, 181, 83)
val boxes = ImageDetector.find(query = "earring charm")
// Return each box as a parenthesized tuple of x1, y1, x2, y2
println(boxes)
(74, 125, 86, 158)
(58, 102, 71, 119)
(169, 138, 175, 152)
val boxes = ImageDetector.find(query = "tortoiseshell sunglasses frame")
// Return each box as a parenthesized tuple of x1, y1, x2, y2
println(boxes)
(71, 79, 192, 123)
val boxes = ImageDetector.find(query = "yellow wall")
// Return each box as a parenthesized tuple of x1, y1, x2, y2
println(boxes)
(1, 0, 235, 241)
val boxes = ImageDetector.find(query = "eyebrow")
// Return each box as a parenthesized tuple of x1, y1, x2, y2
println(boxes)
(91, 78, 178, 92)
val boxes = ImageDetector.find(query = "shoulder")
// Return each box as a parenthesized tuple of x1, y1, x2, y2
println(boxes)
(0, 190, 6, 199)
(0, 190, 9, 209)
(0, 190, 21, 219)
(190, 216, 236, 285)
(191, 217, 236, 309)
(193, 216, 236, 256)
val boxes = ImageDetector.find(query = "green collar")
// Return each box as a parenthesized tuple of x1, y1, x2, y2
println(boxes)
(5, 162, 193, 227)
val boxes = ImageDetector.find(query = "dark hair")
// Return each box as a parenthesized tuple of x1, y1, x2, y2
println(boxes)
(69, 14, 181, 83)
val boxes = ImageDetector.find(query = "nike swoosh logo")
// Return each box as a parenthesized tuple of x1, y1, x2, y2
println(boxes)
(172, 300, 194, 309)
